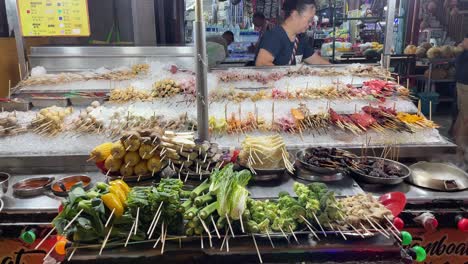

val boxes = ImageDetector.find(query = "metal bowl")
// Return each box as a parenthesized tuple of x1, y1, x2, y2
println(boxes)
(349, 157, 410, 185)
(12, 176, 54, 198)
(51, 175, 92, 196)
(0, 172, 10, 199)
(409, 162, 468, 191)
(296, 149, 342, 175)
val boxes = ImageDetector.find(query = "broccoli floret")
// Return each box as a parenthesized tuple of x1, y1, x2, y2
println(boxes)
(278, 191, 290, 198)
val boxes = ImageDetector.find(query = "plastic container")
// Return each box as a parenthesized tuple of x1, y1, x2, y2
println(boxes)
(417, 92, 439, 116)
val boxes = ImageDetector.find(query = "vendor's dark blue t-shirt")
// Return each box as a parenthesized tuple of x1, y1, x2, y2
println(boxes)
(255, 26, 314, 65)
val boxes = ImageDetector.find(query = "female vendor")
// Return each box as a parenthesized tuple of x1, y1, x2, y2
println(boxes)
(255, 0, 330, 66)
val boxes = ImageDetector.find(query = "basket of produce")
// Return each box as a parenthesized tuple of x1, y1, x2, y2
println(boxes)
(296, 147, 356, 175)
(237, 135, 294, 180)
(348, 157, 410, 185)
(90, 129, 168, 182)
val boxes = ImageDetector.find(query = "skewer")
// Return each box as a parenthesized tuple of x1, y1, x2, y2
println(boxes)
(279, 226, 289, 242)
(312, 212, 327, 237)
(43, 241, 58, 261)
(200, 234, 204, 249)
(152, 235, 162, 248)
(35, 227, 56, 249)
(360, 222, 372, 235)
(211, 215, 221, 239)
(289, 225, 299, 244)
(252, 234, 263, 263)
(99, 225, 113, 255)
(303, 221, 320, 240)
(68, 246, 78, 261)
(239, 215, 245, 233)
(105, 208, 115, 227)
(134, 207, 140, 235)
(105, 169, 111, 177)
(161, 222, 168, 254)
(336, 226, 347, 240)
(220, 229, 229, 251)
(148, 205, 164, 238)
(64, 209, 84, 231)
(387, 226, 402, 242)
(198, 215, 212, 240)
(124, 221, 136, 247)
(369, 217, 391, 236)
(265, 229, 275, 248)
(364, 216, 389, 238)
(225, 214, 235, 238)
(383, 215, 400, 234)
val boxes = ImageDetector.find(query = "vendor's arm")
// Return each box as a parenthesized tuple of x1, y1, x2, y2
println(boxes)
(255, 31, 280, 66)
(304, 52, 331, 64)
(301, 38, 330, 65)
(256, 49, 275, 66)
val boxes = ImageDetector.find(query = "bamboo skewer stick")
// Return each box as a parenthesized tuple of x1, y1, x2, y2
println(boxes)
(387, 226, 402, 242)
(161, 223, 167, 254)
(124, 221, 136, 247)
(99, 225, 113, 255)
(360, 222, 372, 235)
(198, 216, 212, 240)
(365, 216, 389, 238)
(336, 226, 347, 240)
(68, 246, 78, 261)
(35, 227, 56, 249)
(289, 225, 299, 244)
(148, 201, 164, 234)
(105, 209, 115, 227)
(43, 241, 58, 261)
(134, 207, 140, 235)
(370, 217, 390, 236)
(153, 235, 162, 248)
(252, 234, 263, 263)
(239, 215, 245, 233)
(383, 215, 400, 234)
(265, 229, 275, 248)
(200, 234, 204, 249)
(211, 216, 221, 239)
(220, 229, 229, 251)
(312, 212, 327, 237)
(225, 214, 235, 238)
(279, 226, 289, 242)
(64, 209, 84, 231)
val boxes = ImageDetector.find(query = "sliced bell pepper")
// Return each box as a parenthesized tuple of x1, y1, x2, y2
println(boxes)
(110, 180, 130, 195)
(108, 185, 126, 206)
(101, 193, 124, 218)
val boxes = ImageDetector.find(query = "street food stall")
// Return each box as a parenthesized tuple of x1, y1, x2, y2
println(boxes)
(0, 0, 467, 264)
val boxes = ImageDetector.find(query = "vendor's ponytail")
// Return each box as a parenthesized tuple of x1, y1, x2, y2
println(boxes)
(282, 0, 316, 19)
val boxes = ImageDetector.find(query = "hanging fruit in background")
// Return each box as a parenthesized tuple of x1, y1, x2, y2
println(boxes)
(427, 47, 442, 59)
(404, 45, 417, 55)
(420, 42, 433, 50)
(440, 45, 454, 58)
(416, 47, 427, 58)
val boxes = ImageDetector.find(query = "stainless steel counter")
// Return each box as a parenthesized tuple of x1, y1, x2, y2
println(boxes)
(1, 169, 466, 216)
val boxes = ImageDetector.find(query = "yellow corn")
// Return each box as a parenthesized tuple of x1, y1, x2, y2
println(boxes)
(90, 142, 113, 162)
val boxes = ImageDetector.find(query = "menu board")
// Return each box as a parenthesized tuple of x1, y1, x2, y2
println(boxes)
(17, 0, 90, 37)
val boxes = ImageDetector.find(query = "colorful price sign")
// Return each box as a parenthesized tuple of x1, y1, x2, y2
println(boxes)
(17, 0, 90, 37)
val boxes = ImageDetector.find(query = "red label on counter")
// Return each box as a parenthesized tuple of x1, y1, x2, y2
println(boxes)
(406, 228, 468, 264)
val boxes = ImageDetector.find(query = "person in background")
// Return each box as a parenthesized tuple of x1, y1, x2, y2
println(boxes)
(255, 0, 329, 66)
(453, 34, 468, 158)
(206, 31, 235, 57)
(253, 12, 273, 45)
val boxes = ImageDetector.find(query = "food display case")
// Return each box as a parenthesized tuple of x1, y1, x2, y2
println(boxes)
(0, 1, 466, 264)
